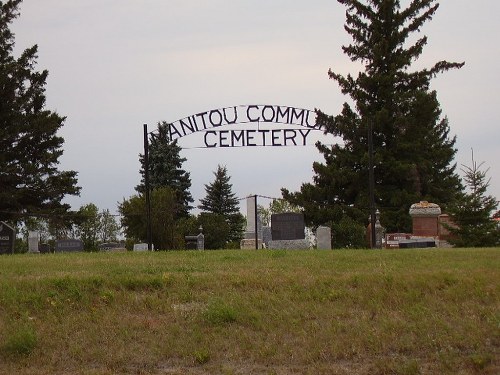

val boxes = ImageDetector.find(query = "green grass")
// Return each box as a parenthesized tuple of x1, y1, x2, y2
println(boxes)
(0, 248, 498, 374)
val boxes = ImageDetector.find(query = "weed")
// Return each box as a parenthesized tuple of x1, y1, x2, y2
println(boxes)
(193, 348, 211, 365)
(203, 298, 238, 325)
(121, 276, 163, 291)
(469, 353, 493, 370)
(2, 323, 37, 357)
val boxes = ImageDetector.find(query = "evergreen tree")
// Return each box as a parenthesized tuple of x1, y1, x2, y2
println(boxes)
(446, 153, 500, 247)
(119, 187, 182, 250)
(137, 121, 193, 218)
(0, 0, 80, 222)
(198, 165, 244, 244)
(283, 0, 463, 238)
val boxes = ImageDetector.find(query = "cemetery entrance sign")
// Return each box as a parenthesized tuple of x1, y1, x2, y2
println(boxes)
(163, 104, 322, 148)
(142, 104, 325, 250)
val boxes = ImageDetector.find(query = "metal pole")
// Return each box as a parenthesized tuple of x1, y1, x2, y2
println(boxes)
(254, 194, 258, 249)
(143, 124, 153, 251)
(368, 121, 376, 249)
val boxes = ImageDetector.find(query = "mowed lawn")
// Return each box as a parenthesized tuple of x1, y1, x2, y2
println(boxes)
(0, 248, 498, 374)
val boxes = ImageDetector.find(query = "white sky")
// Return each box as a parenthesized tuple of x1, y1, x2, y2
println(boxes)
(11, 0, 500, 215)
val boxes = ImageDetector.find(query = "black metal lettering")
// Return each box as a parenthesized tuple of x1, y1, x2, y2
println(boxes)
(209, 110, 223, 127)
(262, 105, 276, 122)
(204, 131, 217, 148)
(283, 129, 297, 146)
(272, 129, 282, 146)
(246, 105, 260, 122)
(196, 111, 209, 130)
(246, 130, 257, 146)
(299, 129, 312, 145)
(169, 123, 183, 140)
(276, 106, 291, 124)
(231, 130, 245, 147)
(190, 115, 200, 132)
(304, 110, 317, 129)
(179, 118, 194, 136)
(291, 107, 306, 126)
(223, 106, 238, 124)
(259, 129, 270, 146)
(219, 130, 230, 147)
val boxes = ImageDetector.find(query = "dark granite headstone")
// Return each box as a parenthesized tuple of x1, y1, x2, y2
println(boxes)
(271, 213, 305, 240)
(0, 221, 15, 255)
(55, 239, 84, 252)
(39, 243, 52, 254)
(185, 236, 198, 250)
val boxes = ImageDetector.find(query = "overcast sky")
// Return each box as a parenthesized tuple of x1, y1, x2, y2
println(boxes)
(11, 0, 500, 216)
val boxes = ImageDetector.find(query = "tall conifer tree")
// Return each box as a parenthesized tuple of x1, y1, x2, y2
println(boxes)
(0, 0, 80, 222)
(283, 0, 463, 237)
(446, 153, 500, 247)
(198, 165, 244, 244)
(137, 121, 193, 218)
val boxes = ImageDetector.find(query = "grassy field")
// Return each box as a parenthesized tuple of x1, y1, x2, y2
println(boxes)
(0, 248, 498, 374)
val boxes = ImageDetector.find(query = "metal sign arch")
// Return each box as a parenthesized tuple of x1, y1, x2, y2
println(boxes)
(159, 104, 324, 148)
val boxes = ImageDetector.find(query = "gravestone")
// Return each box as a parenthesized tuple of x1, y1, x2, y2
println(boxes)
(366, 210, 385, 248)
(271, 213, 305, 240)
(55, 239, 84, 252)
(28, 231, 40, 253)
(0, 221, 15, 255)
(39, 243, 51, 254)
(243, 196, 262, 239)
(316, 226, 331, 250)
(399, 238, 436, 248)
(133, 243, 149, 251)
(268, 213, 308, 249)
(409, 201, 441, 237)
(385, 233, 412, 249)
(262, 226, 272, 248)
(185, 228, 204, 250)
(240, 195, 263, 249)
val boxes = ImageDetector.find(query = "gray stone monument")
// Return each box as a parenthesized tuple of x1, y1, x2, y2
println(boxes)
(316, 226, 332, 250)
(262, 226, 272, 248)
(133, 243, 149, 251)
(0, 221, 15, 255)
(28, 231, 40, 253)
(240, 196, 263, 249)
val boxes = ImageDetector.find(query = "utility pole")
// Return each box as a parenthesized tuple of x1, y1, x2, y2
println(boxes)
(143, 124, 153, 250)
(368, 121, 376, 248)
(254, 194, 258, 250)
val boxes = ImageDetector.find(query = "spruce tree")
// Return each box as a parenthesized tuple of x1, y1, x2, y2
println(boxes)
(446, 154, 500, 247)
(283, 0, 463, 238)
(0, 0, 80, 222)
(137, 121, 193, 218)
(198, 165, 244, 244)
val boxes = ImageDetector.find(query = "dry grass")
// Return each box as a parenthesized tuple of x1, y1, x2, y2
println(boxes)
(0, 248, 498, 374)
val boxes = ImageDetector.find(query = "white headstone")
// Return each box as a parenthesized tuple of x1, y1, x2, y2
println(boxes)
(316, 226, 332, 250)
(28, 231, 40, 253)
(133, 243, 152, 251)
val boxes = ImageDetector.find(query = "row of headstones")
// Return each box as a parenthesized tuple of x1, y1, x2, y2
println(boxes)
(0, 223, 131, 254)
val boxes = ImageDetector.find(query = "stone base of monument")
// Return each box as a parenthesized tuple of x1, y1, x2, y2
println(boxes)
(240, 239, 263, 249)
(268, 239, 310, 250)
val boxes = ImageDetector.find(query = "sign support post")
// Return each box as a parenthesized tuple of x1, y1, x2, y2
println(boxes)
(143, 124, 153, 251)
